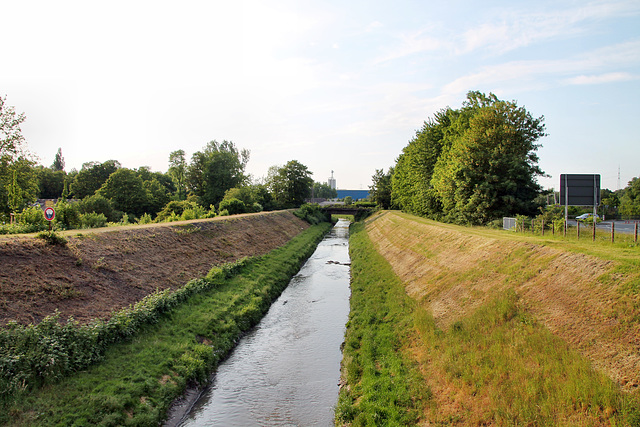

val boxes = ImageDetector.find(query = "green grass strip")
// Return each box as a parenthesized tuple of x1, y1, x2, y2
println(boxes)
(1, 222, 331, 426)
(335, 222, 430, 426)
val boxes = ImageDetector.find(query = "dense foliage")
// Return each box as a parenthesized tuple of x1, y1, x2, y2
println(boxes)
(0, 96, 38, 217)
(0, 108, 317, 232)
(186, 140, 249, 207)
(619, 177, 640, 218)
(266, 160, 314, 208)
(369, 167, 393, 209)
(390, 91, 546, 225)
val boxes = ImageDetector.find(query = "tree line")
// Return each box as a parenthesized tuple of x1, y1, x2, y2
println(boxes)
(369, 91, 640, 224)
(0, 95, 337, 232)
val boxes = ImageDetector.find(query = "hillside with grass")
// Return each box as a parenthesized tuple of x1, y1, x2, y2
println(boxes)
(339, 210, 640, 425)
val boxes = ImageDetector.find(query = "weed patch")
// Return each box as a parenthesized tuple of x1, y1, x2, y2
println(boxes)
(35, 231, 67, 246)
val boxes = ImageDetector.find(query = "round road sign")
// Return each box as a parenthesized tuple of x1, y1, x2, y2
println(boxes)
(44, 207, 55, 221)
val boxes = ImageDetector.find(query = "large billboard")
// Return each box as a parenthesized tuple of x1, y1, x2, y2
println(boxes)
(559, 174, 600, 206)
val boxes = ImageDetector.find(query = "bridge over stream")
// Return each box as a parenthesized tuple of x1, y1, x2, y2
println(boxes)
(320, 206, 373, 220)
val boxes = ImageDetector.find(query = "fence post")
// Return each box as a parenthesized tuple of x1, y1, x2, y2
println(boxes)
(610, 221, 615, 243)
(564, 220, 567, 237)
(577, 221, 580, 239)
(552, 221, 555, 236)
(541, 219, 545, 236)
(635, 222, 638, 244)
(592, 220, 596, 241)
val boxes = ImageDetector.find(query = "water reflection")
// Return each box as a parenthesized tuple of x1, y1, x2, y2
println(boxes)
(180, 219, 351, 426)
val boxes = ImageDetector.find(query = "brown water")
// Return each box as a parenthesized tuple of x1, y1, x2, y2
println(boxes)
(179, 219, 351, 426)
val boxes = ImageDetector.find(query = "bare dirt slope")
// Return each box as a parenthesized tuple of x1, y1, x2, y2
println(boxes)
(365, 211, 640, 392)
(0, 211, 308, 325)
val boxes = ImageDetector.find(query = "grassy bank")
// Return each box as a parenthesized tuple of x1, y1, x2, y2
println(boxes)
(1, 222, 331, 426)
(339, 213, 640, 425)
(336, 222, 429, 425)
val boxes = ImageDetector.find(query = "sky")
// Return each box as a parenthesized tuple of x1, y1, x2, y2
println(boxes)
(2, 0, 639, 191)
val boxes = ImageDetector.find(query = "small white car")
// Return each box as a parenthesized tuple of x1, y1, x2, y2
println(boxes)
(576, 213, 600, 221)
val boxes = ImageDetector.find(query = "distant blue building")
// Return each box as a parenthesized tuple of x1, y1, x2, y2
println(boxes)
(336, 189, 370, 201)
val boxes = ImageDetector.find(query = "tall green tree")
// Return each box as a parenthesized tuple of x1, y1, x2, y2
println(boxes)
(0, 95, 27, 161)
(619, 177, 640, 218)
(0, 96, 37, 216)
(168, 149, 187, 200)
(186, 140, 250, 207)
(70, 160, 121, 199)
(266, 160, 314, 208)
(312, 182, 337, 199)
(97, 168, 147, 217)
(51, 148, 65, 171)
(391, 108, 454, 217)
(36, 166, 66, 199)
(391, 91, 546, 225)
(369, 167, 394, 209)
(431, 92, 545, 224)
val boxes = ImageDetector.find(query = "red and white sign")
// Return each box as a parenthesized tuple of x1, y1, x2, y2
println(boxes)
(44, 207, 56, 221)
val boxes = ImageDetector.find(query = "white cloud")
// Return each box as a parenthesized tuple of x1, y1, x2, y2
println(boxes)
(374, 0, 640, 63)
(440, 38, 640, 97)
(566, 72, 638, 85)
(373, 29, 445, 64)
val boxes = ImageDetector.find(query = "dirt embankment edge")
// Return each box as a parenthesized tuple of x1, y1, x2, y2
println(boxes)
(0, 210, 310, 326)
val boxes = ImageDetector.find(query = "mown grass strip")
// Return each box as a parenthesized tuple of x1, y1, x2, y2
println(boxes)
(335, 222, 430, 426)
(1, 222, 331, 426)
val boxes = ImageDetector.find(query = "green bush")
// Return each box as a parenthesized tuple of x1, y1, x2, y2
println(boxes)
(137, 213, 153, 225)
(78, 194, 121, 223)
(36, 231, 68, 246)
(0, 206, 49, 234)
(18, 206, 48, 231)
(155, 200, 192, 222)
(79, 212, 108, 229)
(54, 200, 81, 230)
(180, 204, 209, 221)
(219, 198, 246, 215)
(294, 203, 329, 224)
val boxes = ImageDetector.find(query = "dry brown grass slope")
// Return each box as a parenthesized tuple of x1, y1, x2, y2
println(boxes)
(365, 211, 640, 392)
(0, 211, 309, 326)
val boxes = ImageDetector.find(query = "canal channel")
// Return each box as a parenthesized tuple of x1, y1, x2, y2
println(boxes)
(179, 218, 351, 426)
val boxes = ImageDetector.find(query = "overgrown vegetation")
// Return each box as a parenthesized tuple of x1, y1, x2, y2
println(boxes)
(0, 222, 332, 426)
(293, 203, 330, 224)
(35, 230, 67, 246)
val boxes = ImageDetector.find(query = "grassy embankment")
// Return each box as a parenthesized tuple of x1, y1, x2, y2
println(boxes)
(336, 221, 428, 425)
(1, 221, 332, 426)
(337, 212, 640, 426)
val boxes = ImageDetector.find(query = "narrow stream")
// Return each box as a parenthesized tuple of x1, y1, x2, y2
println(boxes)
(179, 219, 351, 426)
